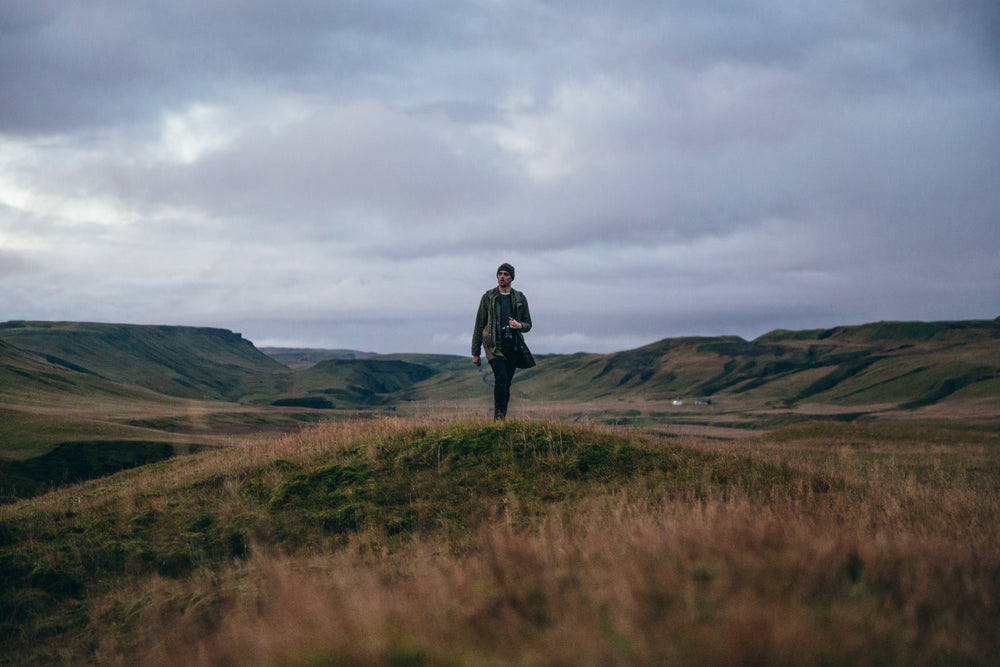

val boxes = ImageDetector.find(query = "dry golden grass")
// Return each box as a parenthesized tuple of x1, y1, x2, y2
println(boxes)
(70, 419, 1000, 666)
(107, 493, 998, 666)
(4, 416, 997, 665)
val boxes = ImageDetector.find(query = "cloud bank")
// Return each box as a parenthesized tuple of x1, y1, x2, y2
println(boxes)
(2, 1, 998, 353)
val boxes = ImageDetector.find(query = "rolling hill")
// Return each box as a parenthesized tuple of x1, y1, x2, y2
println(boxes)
(0, 329, 315, 501)
(1, 317, 998, 501)
(253, 318, 1000, 429)
(506, 318, 1000, 408)
(0, 321, 289, 402)
(0, 338, 153, 407)
(0, 338, 210, 454)
(3, 318, 998, 414)
(0, 339, 207, 500)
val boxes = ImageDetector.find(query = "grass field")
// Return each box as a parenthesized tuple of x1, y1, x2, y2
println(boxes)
(1, 415, 997, 665)
(2, 320, 998, 663)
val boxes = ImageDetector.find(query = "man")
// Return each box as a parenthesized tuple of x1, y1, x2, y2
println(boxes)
(472, 262, 536, 420)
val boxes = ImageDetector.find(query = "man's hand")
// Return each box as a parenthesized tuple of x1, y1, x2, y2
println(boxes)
(508, 317, 522, 330)
(472, 355, 481, 366)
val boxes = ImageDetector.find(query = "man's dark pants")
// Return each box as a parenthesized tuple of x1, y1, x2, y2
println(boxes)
(488, 356, 517, 418)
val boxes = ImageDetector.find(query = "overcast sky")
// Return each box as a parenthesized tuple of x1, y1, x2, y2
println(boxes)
(2, 1, 998, 355)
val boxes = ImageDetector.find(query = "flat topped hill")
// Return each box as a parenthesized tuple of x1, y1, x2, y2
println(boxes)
(0, 321, 288, 403)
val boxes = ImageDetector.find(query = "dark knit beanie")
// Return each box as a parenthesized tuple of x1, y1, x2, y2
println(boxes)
(497, 263, 515, 279)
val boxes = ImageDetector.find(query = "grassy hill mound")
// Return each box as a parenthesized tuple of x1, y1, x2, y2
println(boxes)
(1, 417, 997, 665)
(0, 321, 288, 403)
(0, 419, 799, 662)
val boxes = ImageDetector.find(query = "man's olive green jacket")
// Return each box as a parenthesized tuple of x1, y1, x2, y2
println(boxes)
(472, 287, 536, 367)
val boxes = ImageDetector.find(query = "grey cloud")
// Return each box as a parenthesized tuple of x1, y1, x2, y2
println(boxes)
(0, 249, 39, 279)
(68, 102, 520, 235)
(0, 1, 472, 133)
(2, 1, 998, 353)
(872, 0, 1000, 76)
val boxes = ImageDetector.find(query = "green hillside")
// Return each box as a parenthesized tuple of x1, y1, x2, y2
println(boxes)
(258, 319, 1000, 413)
(5, 317, 998, 416)
(8, 319, 997, 412)
(0, 338, 152, 407)
(0, 339, 203, 455)
(274, 357, 440, 408)
(0, 336, 319, 501)
(0, 321, 289, 403)
(505, 319, 1000, 408)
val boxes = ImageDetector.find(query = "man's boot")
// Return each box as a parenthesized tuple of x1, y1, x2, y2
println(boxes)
(494, 409, 506, 421)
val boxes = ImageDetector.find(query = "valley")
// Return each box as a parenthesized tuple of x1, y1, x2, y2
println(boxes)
(1, 318, 998, 664)
(1, 317, 998, 501)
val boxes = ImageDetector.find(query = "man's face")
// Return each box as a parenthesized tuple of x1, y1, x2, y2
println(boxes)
(497, 270, 512, 289)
